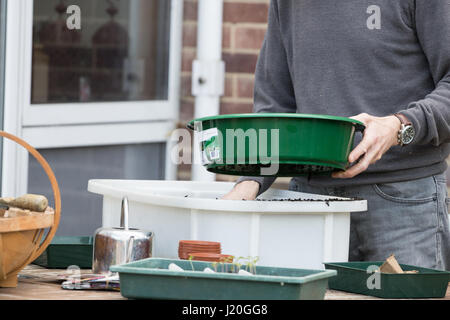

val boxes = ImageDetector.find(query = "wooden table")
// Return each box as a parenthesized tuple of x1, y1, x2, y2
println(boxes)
(0, 265, 448, 300)
(0, 265, 125, 300)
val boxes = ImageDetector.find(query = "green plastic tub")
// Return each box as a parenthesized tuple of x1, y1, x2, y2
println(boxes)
(110, 258, 337, 300)
(188, 113, 365, 176)
(33, 236, 93, 269)
(324, 261, 450, 299)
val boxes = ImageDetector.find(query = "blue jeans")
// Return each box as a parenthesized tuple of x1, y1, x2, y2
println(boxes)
(289, 173, 450, 271)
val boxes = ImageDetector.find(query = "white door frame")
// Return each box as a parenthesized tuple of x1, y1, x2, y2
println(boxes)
(2, 0, 183, 196)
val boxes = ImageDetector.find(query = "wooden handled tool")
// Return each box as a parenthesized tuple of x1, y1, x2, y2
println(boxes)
(0, 194, 48, 212)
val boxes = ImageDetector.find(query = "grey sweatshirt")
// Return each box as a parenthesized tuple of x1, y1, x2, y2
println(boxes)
(237, 0, 450, 195)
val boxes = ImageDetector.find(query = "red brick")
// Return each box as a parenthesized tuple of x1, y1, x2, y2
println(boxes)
(237, 76, 254, 98)
(181, 49, 196, 72)
(180, 74, 192, 98)
(222, 25, 232, 49)
(179, 100, 194, 123)
(223, 3, 269, 24)
(224, 76, 234, 98)
(183, 0, 198, 21)
(182, 23, 197, 48)
(220, 101, 253, 115)
(235, 26, 266, 50)
(223, 52, 259, 73)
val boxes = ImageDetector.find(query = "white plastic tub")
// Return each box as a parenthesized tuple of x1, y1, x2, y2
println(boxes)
(88, 180, 367, 270)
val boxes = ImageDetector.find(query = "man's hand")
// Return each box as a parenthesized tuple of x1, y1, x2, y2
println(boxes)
(332, 113, 401, 179)
(221, 180, 260, 200)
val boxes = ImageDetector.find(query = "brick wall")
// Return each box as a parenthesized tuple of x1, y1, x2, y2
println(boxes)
(180, 0, 269, 125)
(178, 0, 273, 182)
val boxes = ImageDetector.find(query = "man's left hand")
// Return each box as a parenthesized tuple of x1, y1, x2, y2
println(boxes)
(332, 113, 401, 179)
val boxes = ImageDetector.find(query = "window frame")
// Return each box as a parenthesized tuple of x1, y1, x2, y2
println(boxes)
(1, 0, 183, 197)
(5, 0, 183, 148)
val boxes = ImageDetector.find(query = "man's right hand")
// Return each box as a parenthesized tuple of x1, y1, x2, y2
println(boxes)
(221, 180, 260, 200)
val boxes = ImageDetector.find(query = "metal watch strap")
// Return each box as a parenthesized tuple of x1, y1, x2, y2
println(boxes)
(394, 113, 412, 146)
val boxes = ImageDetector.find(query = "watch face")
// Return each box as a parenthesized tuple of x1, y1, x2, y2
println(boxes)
(402, 125, 415, 145)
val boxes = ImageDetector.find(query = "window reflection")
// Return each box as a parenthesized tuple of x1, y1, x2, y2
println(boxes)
(32, 0, 171, 104)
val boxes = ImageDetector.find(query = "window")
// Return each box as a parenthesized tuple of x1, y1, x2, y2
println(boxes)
(32, 0, 171, 104)
(27, 0, 176, 235)
(10, 0, 182, 133)
(1, 0, 182, 222)
(28, 143, 166, 236)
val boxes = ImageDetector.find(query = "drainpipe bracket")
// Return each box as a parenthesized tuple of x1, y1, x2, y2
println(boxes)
(192, 60, 225, 97)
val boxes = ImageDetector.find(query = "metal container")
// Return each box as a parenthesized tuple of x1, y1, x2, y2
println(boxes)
(187, 113, 365, 176)
(92, 197, 153, 274)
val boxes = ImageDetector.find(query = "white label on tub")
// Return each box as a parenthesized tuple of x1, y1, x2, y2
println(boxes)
(209, 147, 221, 160)
(199, 128, 219, 143)
(200, 128, 220, 165)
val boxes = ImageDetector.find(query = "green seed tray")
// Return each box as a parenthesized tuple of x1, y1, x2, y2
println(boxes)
(33, 236, 93, 269)
(110, 258, 337, 300)
(324, 261, 450, 299)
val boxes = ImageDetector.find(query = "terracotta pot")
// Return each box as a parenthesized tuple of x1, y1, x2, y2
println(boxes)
(178, 240, 221, 260)
(179, 240, 221, 247)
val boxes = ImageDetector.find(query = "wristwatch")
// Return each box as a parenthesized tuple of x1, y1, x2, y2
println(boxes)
(394, 113, 415, 146)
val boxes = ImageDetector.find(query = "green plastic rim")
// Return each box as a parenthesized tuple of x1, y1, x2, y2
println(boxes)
(187, 112, 366, 176)
(187, 113, 365, 130)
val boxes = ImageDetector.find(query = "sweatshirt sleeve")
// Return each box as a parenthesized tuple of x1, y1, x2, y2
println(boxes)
(236, 0, 297, 196)
(399, 1, 450, 146)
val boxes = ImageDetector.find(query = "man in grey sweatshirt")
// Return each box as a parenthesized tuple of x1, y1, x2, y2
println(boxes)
(224, 0, 450, 270)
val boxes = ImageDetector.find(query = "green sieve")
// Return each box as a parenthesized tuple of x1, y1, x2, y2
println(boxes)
(188, 113, 365, 177)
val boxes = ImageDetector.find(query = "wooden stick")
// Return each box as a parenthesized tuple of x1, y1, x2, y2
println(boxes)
(380, 254, 404, 274)
(0, 194, 48, 212)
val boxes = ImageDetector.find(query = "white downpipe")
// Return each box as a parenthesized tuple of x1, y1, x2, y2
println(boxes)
(191, 0, 225, 181)
(2, 0, 31, 197)
(165, 0, 184, 181)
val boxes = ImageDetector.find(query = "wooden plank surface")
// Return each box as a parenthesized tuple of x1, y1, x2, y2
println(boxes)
(0, 211, 55, 232)
(325, 285, 450, 300)
(0, 265, 124, 300)
(0, 265, 448, 300)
